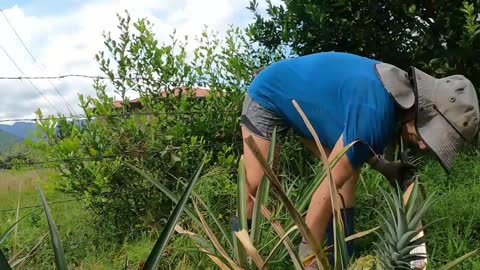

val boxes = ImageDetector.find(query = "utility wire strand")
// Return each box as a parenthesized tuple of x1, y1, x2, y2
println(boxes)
(0, 141, 241, 168)
(0, 9, 75, 114)
(0, 43, 57, 112)
(0, 74, 115, 80)
(0, 167, 234, 213)
(0, 108, 241, 123)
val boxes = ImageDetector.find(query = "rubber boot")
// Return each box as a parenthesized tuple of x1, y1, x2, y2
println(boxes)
(298, 208, 355, 269)
(325, 208, 355, 268)
(232, 216, 252, 232)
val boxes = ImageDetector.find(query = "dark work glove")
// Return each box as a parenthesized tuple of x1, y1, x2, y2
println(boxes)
(371, 149, 417, 190)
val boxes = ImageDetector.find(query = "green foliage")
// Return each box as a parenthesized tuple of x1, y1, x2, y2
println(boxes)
(248, 0, 480, 86)
(37, 187, 68, 270)
(31, 11, 286, 232)
(0, 142, 44, 170)
(0, 131, 20, 153)
(12, 2, 480, 269)
(143, 159, 205, 270)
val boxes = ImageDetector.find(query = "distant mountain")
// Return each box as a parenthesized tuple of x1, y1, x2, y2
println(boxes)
(0, 130, 21, 152)
(0, 122, 38, 139)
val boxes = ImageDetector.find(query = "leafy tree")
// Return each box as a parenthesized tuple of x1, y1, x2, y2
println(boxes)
(32, 11, 286, 232)
(248, 0, 480, 86)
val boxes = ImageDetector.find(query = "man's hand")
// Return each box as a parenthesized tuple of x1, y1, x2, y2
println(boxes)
(370, 149, 417, 190)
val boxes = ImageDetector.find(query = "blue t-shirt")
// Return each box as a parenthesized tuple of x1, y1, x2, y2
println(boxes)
(248, 52, 397, 169)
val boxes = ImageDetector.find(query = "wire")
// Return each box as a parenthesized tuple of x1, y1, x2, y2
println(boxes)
(0, 141, 241, 168)
(0, 195, 96, 213)
(0, 9, 75, 114)
(0, 43, 57, 112)
(0, 108, 241, 123)
(0, 74, 115, 80)
(62, 226, 151, 247)
(0, 164, 236, 213)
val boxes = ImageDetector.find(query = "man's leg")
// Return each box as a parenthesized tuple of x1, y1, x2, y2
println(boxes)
(239, 94, 285, 220)
(242, 126, 275, 218)
(298, 137, 358, 266)
(298, 136, 359, 207)
(326, 173, 358, 258)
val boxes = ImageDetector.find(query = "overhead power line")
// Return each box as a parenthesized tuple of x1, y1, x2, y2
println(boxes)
(0, 43, 57, 112)
(0, 74, 114, 80)
(0, 141, 242, 168)
(0, 9, 75, 114)
(0, 108, 241, 123)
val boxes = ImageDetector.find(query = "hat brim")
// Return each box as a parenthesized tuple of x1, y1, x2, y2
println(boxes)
(375, 63, 415, 109)
(417, 113, 462, 172)
(411, 67, 463, 172)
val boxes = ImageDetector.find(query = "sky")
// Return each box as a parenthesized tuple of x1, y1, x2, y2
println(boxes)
(0, 0, 280, 121)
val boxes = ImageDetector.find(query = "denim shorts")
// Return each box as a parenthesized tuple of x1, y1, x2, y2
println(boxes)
(240, 94, 289, 140)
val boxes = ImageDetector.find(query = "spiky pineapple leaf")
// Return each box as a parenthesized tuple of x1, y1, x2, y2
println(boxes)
(251, 126, 276, 246)
(235, 157, 248, 268)
(408, 192, 437, 229)
(405, 180, 420, 222)
(142, 159, 205, 270)
(374, 182, 436, 270)
(37, 187, 67, 270)
(0, 249, 12, 270)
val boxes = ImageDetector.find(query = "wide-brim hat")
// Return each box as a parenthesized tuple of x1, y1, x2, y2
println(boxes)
(376, 63, 480, 172)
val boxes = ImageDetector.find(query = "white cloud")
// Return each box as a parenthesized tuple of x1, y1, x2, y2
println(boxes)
(0, 0, 273, 120)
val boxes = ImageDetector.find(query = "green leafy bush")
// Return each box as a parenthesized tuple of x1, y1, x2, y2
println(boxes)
(31, 11, 286, 232)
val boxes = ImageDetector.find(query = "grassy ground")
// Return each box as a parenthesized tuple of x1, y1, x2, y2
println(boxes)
(0, 169, 162, 270)
(2, 152, 480, 269)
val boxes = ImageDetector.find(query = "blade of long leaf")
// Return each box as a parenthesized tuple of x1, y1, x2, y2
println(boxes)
(191, 190, 234, 250)
(251, 127, 277, 245)
(324, 226, 380, 253)
(0, 211, 36, 245)
(130, 161, 234, 251)
(235, 229, 265, 269)
(237, 156, 248, 232)
(199, 247, 232, 270)
(175, 225, 231, 269)
(296, 140, 357, 212)
(0, 249, 12, 270)
(408, 192, 437, 231)
(37, 187, 67, 270)
(438, 249, 478, 270)
(175, 225, 214, 253)
(403, 181, 429, 269)
(262, 225, 298, 269)
(10, 232, 48, 268)
(142, 160, 205, 270)
(245, 136, 329, 270)
(261, 205, 304, 270)
(6, 248, 24, 266)
(334, 221, 349, 269)
(173, 174, 234, 251)
(346, 226, 379, 242)
(292, 100, 350, 268)
(13, 179, 22, 254)
(235, 156, 249, 267)
(193, 200, 243, 270)
(125, 162, 201, 228)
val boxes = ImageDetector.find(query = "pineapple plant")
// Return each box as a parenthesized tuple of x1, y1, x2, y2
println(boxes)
(346, 181, 433, 270)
